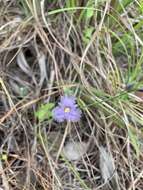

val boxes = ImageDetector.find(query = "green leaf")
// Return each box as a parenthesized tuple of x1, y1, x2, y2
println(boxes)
(66, 0, 78, 13)
(84, 0, 94, 19)
(35, 103, 55, 121)
(84, 27, 94, 38)
(85, 8, 94, 18)
(66, 0, 77, 8)
(120, 93, 129, 101)
(139, 0, 143, 13)
(83, 27, 94, 44)
(0, 154, 8, 161)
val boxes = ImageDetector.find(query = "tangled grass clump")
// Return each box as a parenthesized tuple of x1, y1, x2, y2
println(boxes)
(0, 0, 143, 189)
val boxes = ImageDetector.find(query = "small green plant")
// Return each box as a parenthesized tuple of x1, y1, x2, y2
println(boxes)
(35, 102, 55, 122)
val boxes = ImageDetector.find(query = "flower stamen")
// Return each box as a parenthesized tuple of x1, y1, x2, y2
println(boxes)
(64, 107, 71, 113)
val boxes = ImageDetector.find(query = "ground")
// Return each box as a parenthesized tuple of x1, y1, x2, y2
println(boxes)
(0, 0, 143, 190)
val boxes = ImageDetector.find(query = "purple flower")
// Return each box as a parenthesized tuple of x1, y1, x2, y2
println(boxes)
(53, 95, 81, 122)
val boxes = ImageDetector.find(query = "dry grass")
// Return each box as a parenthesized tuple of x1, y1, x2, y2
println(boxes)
(0, 0, 143, 190)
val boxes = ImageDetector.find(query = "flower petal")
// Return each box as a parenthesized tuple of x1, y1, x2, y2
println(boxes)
(59, 95, 76, 107)
(65, 108, 81, 122)
(52, 107, 65, 122)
